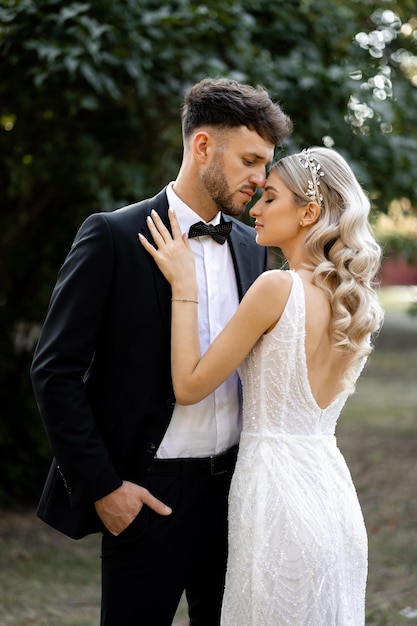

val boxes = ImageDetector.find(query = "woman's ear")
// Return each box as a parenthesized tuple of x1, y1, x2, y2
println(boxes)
(301, 202, 320, 227)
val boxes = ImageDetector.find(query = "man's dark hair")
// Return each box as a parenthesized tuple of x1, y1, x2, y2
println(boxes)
(182, 77, 293, 147)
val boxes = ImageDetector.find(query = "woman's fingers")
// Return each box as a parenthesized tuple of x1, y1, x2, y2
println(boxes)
(138, 231, 156, 256)
(145, 208, 182, 248)
(167, 207, 183, 240)
(138, 208, 196, 288)
(150, 209, 169, 240)
(138, 208, 184, 257)
(146, 212, 166, 248)
(149, 208, 182, 244)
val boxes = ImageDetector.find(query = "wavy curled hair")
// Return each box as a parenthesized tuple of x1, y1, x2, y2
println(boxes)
(272, 147, 384, 392)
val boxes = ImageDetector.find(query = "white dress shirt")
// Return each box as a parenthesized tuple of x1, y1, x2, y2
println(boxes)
(156, 183, 241, 459)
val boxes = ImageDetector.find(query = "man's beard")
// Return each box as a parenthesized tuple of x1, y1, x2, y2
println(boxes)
(201, 154, 247, 217)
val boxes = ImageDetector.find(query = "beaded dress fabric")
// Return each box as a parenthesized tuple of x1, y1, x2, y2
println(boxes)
(221, 271, 367, 626)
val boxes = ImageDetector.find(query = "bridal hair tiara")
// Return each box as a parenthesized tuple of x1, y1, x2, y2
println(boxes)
(297, 149, 325, 207)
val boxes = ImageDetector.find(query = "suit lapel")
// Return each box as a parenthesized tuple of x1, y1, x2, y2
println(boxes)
(142, 190, 172, 331)
(222, 215, 254, 300)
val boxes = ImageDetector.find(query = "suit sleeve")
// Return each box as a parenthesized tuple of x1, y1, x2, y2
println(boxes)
(31, 214, 122, 505)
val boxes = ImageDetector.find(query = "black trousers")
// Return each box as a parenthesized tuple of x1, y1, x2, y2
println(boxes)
(100, 470, 233, 626)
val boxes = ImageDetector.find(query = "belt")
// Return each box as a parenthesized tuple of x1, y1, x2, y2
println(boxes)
(146, 445, 238, 476)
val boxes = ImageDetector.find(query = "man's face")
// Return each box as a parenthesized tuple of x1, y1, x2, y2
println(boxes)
(201, 126, 274, 217)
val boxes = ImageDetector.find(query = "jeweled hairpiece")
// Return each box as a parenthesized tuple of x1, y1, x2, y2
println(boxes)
(297, 149, 324, 206)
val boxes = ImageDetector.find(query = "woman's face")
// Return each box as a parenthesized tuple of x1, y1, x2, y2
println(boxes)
(249, 169, 304, 248)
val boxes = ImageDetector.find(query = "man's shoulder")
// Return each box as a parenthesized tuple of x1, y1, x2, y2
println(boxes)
(107, 187, 169, 221)
(79, 188, 169, 236)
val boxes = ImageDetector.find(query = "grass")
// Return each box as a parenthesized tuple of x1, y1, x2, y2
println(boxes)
(0, 288, 416, 626)
(337, 287, 417, 625)
(338, 348, 417, 626)
(0, 522, 101, 626)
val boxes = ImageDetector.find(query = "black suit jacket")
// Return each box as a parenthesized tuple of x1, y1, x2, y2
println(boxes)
(31, 188, 268, 539)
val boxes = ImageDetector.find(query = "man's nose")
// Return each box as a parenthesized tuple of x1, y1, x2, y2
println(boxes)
(249, 168, 267, 188)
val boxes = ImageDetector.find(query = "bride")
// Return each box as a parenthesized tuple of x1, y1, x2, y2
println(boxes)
(139, 147, 384, 625)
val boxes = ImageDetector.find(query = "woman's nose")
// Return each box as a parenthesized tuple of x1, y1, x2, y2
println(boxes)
(249, 199, 260, 218)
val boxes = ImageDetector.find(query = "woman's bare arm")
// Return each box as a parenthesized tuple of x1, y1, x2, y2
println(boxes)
(139, 209, 292, 404)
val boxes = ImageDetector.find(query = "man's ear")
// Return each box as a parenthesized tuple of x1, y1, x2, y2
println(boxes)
(191, 131, 211, 164)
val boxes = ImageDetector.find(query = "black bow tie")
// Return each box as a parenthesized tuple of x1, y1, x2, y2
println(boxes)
(188, 221, 232, 245)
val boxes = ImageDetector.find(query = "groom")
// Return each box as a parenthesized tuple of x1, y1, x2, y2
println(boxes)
(31, 77, 292, 625)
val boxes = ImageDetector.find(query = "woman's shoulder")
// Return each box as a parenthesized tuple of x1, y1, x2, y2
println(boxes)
(256, 268, 294, 289)
(248, 269, 294, 309)
(242, 270, 295, 334)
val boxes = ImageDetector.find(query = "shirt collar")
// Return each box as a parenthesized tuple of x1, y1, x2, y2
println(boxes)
(166, 182, 222, 233)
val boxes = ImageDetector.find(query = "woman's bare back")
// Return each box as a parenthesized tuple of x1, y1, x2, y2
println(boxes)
(301, 274, 349, 408)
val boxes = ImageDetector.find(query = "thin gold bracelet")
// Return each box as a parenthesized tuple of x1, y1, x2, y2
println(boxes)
(171, 298, 199, 304)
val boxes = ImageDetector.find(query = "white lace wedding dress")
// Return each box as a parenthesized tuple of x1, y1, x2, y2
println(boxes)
(221, 271, 367, 625)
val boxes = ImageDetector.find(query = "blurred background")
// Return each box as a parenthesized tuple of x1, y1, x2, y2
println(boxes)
(0, 1, 416, 624)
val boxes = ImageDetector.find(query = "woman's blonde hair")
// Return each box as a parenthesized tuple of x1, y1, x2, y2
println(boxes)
(272, 147, 384, 392)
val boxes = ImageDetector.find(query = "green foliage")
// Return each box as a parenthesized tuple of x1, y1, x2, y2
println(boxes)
(1, 0, 416, 504)
(380, 232, 417, 264)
